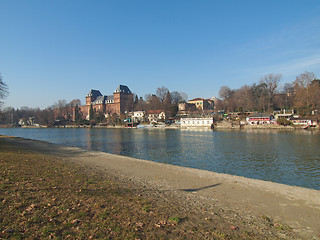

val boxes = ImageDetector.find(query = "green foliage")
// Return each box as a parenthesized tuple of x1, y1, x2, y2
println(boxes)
(277, 118, 292, 126)
(74, 105, 81, 123)
(168, 216, 182, 224)
(89, 105, 95, 121)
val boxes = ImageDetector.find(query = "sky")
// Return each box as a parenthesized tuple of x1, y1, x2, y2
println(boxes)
(1, 0, 320, 109)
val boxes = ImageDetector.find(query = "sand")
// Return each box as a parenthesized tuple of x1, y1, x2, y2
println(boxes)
(2, 136, 320, 239)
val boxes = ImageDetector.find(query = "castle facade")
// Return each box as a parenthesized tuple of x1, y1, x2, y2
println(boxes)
(79, 85, 134, 120)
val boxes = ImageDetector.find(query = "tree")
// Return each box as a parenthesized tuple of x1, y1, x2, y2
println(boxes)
(0, 74, 8, 106)
(171, 91, 182, 105)
(134, 97, 147, 111)
(89, 104, 95, 121)
(260, 73, 282, 110)
(179, 92, 188, 102)
(69, 99, 81, 107)
(251, 83, 269, 112)
(74, 105, 82, 123)
(293, 71, 318, 115)
(308, 79, 320, 113)
(219, 86, 233, 100)
(134, 95, 139, 105)
(156, 86, 169, 103)
(163, 91, 172, 111)
(146, 94, 162, 110)
(232, 85, 253, 112)
(218, 86, 234, 112)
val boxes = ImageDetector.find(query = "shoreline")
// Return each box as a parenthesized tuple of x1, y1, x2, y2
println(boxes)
(1, 123, 319, 130)
(1, 135, 320, 239)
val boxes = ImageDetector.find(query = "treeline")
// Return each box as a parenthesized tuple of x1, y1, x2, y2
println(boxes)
(134, 86, 188, 115)
(0, 99, 81, 126)
(1, 71, 319, 126)
(0, 86, 188, 126)
(217, 71, 320, 117)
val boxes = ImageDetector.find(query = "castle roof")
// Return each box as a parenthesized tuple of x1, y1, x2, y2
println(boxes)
(114, 85, 132, 94)
(92, 96, 106, 105)
(86, 89, 102, 98)
(92, 95, 114, 105)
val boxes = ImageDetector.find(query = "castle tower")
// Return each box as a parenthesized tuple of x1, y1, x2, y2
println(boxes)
(113, 85, 133, 114)
(85, 90, 102, 106)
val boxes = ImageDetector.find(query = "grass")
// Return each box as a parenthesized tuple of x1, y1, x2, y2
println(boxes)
(168, 216, 182, 224)
(0, 137, 298, 239)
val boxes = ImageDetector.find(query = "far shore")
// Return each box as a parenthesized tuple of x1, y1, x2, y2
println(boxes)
(1, 123, 319, 130)
(1, 135, 319, 239)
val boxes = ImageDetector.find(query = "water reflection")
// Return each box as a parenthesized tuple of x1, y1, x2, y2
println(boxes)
(0, 128, 319, 190)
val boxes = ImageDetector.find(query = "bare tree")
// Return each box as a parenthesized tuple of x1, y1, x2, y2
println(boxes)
(309, 79, 320, 113)
(0, 74, 8, 106)
(134, 97, 147, 111)
(219, 86, 234, 111)
(171, 91, 182, 105)
(219, 86, 232, 100)
(156, 86, 169, 103)
(146, 94, 162, 110)
(179, 92, 188, 102)
(251, 83, 269, 112)
(69, 99, 81, 107)
(293, 71, 317, 114)
(233, 85, 253, 112)
(260, 73, 282, 110)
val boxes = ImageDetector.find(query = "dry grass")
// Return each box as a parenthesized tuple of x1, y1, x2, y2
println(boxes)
(0, 138, 297, 239)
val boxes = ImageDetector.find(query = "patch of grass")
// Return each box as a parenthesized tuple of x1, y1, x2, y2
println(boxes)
(261, 215, 271, 223)
(142, 202, 152, 213)
(168, 216, 182, 224)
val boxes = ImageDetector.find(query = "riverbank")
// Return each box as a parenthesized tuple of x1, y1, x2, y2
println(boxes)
(1, 122, 319, 130)
(1, 136, 319, 239)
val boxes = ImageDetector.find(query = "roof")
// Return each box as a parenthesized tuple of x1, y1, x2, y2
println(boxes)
(275, 113, 293, 117)
(114, 85, 132, 94)
(188, 98, 204, 102)
(248, 113, 271, 118)
(148, 110, 164, 114)
(86, 89, 102, 98)
(106, 95, 114, 101)
(92, 95, 114, 105)
(92, 96, 106, 105)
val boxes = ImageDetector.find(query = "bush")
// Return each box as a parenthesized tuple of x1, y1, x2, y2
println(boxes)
(277, 118, 292, 126)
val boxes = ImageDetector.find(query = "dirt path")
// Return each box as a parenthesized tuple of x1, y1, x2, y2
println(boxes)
(2, 136, 319, 239)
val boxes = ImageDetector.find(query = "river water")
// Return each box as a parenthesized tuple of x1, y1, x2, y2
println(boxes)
(1, 127, 319, 190)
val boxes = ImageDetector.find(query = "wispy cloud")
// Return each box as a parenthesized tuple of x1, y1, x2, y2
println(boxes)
(271, 54, 320, 75)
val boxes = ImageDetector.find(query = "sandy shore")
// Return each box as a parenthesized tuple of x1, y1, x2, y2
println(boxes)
(2, 136, 320, 239)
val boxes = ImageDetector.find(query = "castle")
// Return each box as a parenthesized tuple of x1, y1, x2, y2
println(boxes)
(78, 85, 134, 120)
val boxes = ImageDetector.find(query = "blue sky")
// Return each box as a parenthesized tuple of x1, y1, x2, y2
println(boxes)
(1, 0, 320, 109)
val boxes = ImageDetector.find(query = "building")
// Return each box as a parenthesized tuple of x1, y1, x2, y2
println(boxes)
(246, 113, 273, 125)
(290, 117, 315, 126)
(180, 117, 214, 128)
(178, 102, 197, 115)
(188, 98, 214, 111)
(147, 110, 166, 123)
(79, 85, 134, 120)
(131, 111, 146, 123)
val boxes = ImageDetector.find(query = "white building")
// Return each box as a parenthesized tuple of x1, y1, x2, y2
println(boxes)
(147, 110, 166, 123)
(180, 118, 214, 128)
(131, 111, 146, 123)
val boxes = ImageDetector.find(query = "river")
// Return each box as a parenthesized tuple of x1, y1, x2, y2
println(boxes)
(1, 127, 319, 190)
